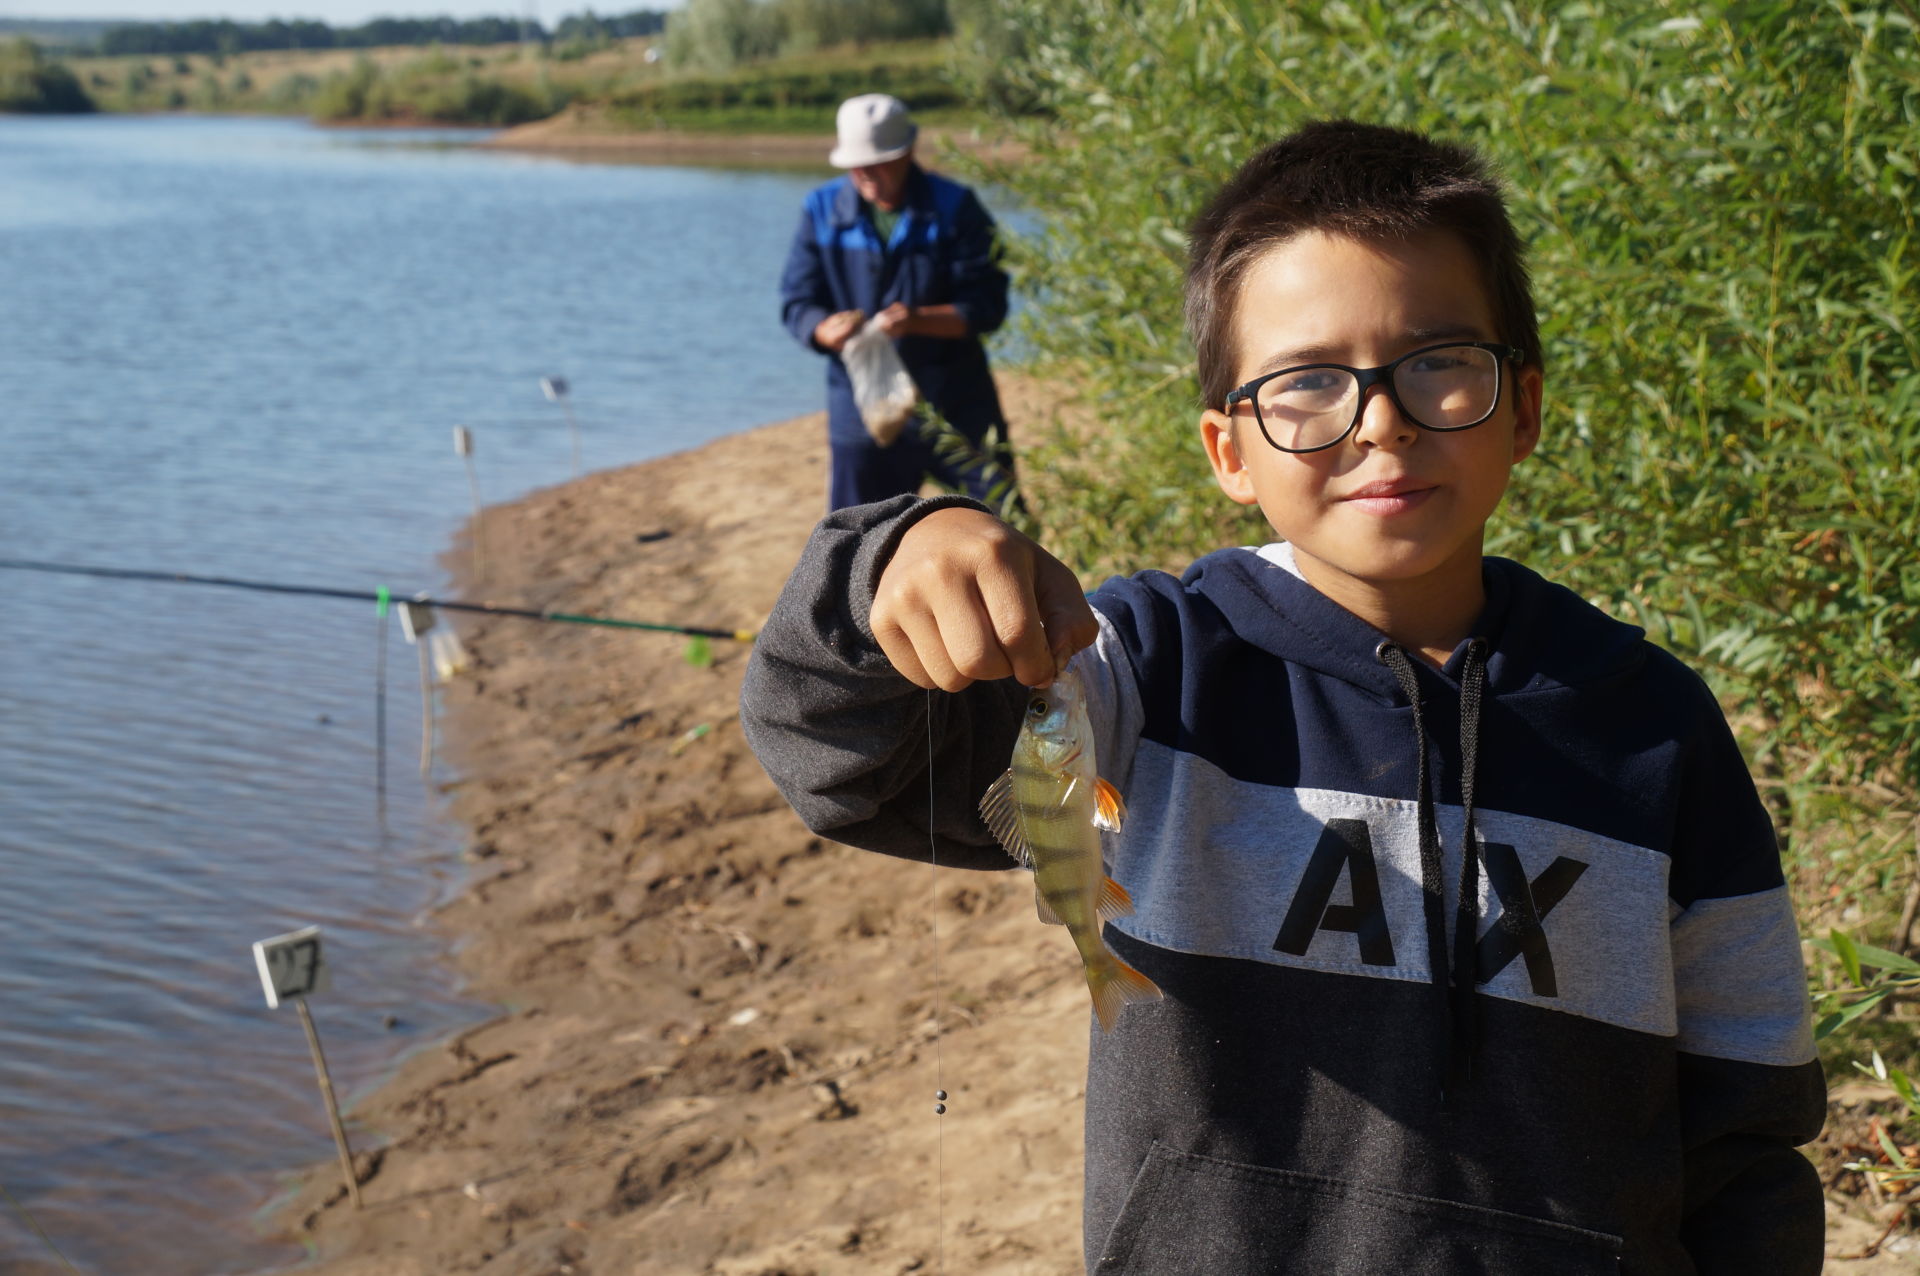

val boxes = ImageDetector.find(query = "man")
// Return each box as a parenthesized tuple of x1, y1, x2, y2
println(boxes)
(779, 93, 1016, 511)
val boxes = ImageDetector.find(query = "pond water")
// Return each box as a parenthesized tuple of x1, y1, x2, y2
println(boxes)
(0, 113, 854, 1274)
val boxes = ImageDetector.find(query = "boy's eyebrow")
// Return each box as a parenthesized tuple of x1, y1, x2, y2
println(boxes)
(1247, 324, 1490, 378)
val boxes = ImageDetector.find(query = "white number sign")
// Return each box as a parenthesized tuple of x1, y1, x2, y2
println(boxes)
(253, 926, 330, 1009)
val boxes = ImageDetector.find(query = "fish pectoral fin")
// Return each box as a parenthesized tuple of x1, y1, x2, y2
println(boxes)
(1092, 777, 1127, 832)
(1096, 876, 1136, 923)
(978, 769, 1034, 868)
(1034, 888, 1065, 926)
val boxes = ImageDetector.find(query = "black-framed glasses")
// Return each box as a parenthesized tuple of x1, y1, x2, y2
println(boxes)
(1224, 342, 1524, 454)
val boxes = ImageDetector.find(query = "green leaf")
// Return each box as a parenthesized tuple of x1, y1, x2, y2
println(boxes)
(1876, 1122, 1910, 1171)
(1816, 988, 1890, 1038)
(1832, 928, 1866, 987)
(1852, 942, 1920, 975)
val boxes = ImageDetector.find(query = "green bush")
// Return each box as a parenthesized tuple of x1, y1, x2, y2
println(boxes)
(976, 0, 1919, 796)
(310, 54, 379, 119)
(0, 37, 97, 113)
(310, 51, 557, 124)
(263, 71, 319, 111)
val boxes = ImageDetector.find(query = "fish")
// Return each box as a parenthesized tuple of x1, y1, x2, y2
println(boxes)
(978, 667, 1163, 1032)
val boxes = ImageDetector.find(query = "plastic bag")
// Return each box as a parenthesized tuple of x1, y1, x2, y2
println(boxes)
(842, 318, 919, 447)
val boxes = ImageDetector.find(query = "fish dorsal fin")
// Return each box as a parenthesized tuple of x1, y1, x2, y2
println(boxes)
(1035, 887, 1064, 925)
(1092, 778, 1127, 832)
(978, 769, 1033, 868)
(1097, 875, 1136, 923)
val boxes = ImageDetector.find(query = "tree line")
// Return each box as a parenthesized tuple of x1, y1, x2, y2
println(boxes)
(92, 9, 668, 58)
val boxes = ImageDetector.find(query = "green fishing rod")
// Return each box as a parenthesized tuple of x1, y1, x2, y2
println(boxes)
(0, 559, 757, 641)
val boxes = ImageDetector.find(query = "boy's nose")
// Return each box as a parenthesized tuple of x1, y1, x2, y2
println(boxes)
(1352, 384, 1418, 449)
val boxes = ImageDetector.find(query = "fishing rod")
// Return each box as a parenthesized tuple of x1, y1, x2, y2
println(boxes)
(0, 559, 757, 642)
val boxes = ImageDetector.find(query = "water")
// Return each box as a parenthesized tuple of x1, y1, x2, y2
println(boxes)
(0, 115, 835, 1274)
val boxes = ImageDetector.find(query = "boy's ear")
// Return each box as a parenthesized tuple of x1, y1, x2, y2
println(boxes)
(1511, 363, 1544, 463)
(1201, 409, 1260, 506)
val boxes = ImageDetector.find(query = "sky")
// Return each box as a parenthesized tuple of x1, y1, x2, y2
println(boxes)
(3, 0, 677, 23)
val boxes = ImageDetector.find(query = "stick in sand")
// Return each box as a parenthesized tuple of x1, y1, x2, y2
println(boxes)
(253, 927, 361, 1209)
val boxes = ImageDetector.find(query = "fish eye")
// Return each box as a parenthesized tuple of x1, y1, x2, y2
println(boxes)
(1027, 697, 1049, 718)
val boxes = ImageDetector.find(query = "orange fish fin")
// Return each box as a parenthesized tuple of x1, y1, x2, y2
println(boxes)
(1035, 887, 1064, 926)
(1092, 777, 1127, 832)
(1086, 953, 1163, 1033)
(977, 769, 1032, 868)
(1096, 876, 1136, 923)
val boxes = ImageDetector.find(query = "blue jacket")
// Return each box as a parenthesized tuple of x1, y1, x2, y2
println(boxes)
(779, 166, 1010, 444)
(741, 493, 1826, 1275)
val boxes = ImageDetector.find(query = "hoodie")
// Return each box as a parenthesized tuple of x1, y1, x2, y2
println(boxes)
(739, 494, 1826, 1275)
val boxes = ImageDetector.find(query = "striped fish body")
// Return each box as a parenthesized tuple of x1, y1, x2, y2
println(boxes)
(980, 669, 1162, 1032)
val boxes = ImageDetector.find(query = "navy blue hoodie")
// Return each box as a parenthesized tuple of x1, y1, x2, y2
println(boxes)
(739, 494, 1826, 1274)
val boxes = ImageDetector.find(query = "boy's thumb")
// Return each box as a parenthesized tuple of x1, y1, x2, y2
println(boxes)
(1034, 565, 1098, 669)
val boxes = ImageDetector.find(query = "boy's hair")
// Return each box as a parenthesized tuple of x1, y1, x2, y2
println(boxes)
(1186, 120, 1540, 411)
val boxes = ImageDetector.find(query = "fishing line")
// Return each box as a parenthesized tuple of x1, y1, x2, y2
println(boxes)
(0, 1180, 80, 1273)
(0, 560, 755, 641)
(925, 686, 947, 1275)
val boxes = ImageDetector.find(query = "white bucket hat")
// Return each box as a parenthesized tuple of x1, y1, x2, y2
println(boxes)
(829, 94, 917, 168)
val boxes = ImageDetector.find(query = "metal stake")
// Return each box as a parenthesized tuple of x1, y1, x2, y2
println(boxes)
(454, 425, 485, 583)
(295, 998, 362, 1210)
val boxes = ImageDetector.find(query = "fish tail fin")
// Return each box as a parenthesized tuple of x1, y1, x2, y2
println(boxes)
(1086, 952, 1163, 1033)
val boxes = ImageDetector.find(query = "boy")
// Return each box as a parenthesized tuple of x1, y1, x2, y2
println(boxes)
(741, 121, 1825, 1273)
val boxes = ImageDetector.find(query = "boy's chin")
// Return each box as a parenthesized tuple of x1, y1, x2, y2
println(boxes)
(1290, 540, 1481, 590)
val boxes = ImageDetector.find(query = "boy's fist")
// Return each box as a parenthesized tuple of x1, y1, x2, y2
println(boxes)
(871, 508, 1099, 692)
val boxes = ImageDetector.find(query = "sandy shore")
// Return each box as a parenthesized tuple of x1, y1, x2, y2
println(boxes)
(276, 383, 1914, 1273)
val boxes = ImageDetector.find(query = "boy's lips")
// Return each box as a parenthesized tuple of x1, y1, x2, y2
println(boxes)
(1339, 477, 1438, 514)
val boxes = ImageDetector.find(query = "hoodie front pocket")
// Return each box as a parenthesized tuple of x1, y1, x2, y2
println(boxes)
(1094, 1143, 1621, 1275)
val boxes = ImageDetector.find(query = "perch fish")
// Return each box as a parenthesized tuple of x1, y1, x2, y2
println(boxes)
(979, 668, 1163, 1031)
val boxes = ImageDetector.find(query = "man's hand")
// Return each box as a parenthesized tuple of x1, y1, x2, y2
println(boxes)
(871, 508, 1099, 692)
(875, 301, 914, 338)
(813, 309, 866, 352)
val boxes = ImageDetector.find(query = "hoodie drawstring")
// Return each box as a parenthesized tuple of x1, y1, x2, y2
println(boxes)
(1376, 638, 1490, 1098)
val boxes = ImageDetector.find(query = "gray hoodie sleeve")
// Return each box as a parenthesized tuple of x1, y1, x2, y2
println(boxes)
(739, 493, 1032, 870)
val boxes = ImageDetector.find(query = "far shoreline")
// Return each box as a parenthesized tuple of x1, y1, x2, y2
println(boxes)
(480, 106, 1027, 168)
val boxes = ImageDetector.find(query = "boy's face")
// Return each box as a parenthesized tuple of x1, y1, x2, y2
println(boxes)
(1200, 228, 1542, 603)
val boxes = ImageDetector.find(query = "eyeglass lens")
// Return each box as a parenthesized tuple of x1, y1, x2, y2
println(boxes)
(1256, 344, 1500, 451)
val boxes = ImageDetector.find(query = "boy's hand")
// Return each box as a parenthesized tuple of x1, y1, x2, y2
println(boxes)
(871, 508, 1099, 692)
